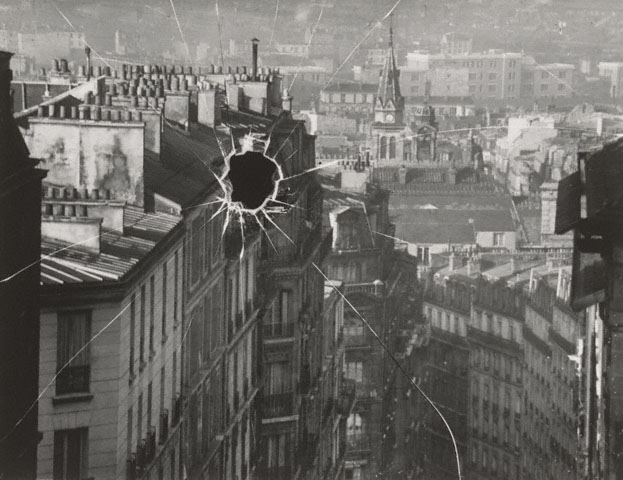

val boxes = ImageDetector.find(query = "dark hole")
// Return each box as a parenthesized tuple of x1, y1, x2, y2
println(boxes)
(227, 151, 278, 210)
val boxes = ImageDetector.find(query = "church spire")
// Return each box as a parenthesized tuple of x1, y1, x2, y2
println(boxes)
(375, 17, 403, 124)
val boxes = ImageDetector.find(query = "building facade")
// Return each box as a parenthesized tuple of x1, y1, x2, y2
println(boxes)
(0, 50, 47, 480)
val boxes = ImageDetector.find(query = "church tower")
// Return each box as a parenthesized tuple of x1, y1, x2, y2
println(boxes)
(370, 21, 413, 166)
(374, 23, 403, 125)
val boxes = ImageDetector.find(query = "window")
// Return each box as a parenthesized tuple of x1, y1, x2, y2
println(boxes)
(162, 263, 167, 340)
(149, 275, 155, 354)
(56, 311, 91, 395)
(389, 137, 396, 159)
(489, 72, 497, 80)
(266, 361, 291, 395)
(279, 290, 290, 326)
(140, 285, 146, 363)
(191, 216, 204, 284)
(493, 233, 505, 246)
(345, 361, 363, 383)
(147, 382, 153, 433)
(541, 71, 548, 79)
(541, 84, 548, 91)
(129, 295, 136, 378)
(488, 84, 496, 93)
(173, 251, 179, 325)
(379, 136, 387, 158)
(558, 83, 564, 91)
(53, 428, 88, 480)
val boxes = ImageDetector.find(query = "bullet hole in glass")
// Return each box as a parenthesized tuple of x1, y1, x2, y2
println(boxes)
(227, 151, 278, 210)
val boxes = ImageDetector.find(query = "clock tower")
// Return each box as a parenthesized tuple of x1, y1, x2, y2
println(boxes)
(370, 22, 413, 166)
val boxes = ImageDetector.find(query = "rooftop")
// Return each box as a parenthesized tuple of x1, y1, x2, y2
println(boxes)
(40, 205, 181, 286)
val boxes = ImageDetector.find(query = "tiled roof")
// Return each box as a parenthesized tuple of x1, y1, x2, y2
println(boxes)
(40, 206, 181, 286)
(146, 123, 225, 208)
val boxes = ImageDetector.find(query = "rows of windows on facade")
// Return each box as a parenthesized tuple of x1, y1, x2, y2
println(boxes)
(0, 39, 359, 480)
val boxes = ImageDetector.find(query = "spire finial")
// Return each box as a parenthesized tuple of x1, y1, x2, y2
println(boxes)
(389, 13, 394, 47)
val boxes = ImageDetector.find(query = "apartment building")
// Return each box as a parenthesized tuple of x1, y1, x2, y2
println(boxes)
(418, 280, 471, 479)
(0, 50, 47, 480)
(320, 162, 421, 479)
(404, 50, 523, 101)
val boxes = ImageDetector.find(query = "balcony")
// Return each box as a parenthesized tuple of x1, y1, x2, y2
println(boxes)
(158, 410, 169, 445)
(347, 434, 372, 453)
(343, 282, 383, 297)
(263, 392, 293, 418)
(56, 365, 90, 395)
(263, 322, 295, 339)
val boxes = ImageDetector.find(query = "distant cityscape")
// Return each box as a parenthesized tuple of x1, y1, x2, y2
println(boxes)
(1, 1, 623, 480)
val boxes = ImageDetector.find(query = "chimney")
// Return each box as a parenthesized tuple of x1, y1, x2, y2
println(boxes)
(198, 87, 221, 127)
(252, 38, 259, 80)
(60, 58, 69, 73)
(447, 166, 457, 185)
(0, 51, 13, 118)
(85, 46, 92, 80)
(281, 87, 292, 112)
(448, 252, 456, 271)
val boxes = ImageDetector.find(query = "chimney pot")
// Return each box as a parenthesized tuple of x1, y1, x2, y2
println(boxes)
(59, 105, 66, 118)
(71, 106, 78, 119)
(95, 66, 102, 77)
(114, 110, 122, 122)
(37, 106, 45, 117)
(103, 109, 111, 121)
(79, 105, 89, 120)
(92, 106, 101, 120)
(53, 59, 60, 72)
(110, 84, 117, 96)
(181, 79, 188, 91)
(64, 205, 75, 217)
(105, 66, 112, 76)
(79, 65, 85, 77)
(91, 189, 99, 200)
(131, 96, 138, 108)
(53, 203, 64, 216)
(210, 64, 215, 73)
(140, 97, 148, 108)
(60, 58, 69, 73)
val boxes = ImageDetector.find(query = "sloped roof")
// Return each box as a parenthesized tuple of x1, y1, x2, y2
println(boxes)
(40, 205, 181, 285)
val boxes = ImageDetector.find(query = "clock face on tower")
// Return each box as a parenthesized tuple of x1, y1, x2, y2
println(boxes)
(385, 113, 394, 123)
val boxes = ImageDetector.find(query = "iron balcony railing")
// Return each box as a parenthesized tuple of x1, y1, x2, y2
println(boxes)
(263, 322, 295, 339)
